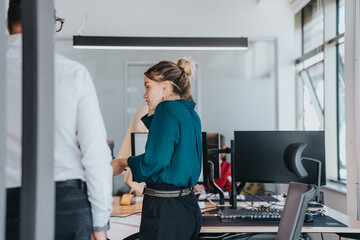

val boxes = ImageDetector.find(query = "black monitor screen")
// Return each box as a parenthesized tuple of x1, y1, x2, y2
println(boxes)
(234, 131, 325, 185)
(201, 132, 221, 185)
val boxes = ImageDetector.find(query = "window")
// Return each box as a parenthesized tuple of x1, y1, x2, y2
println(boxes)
(296, 0, 346, 181)
(336, 0, 346, 181)
(337, 40, 346, 180)
(303, 0, 324, 54)
(297, 61, 324, 130)
(337, 0, 345, 34)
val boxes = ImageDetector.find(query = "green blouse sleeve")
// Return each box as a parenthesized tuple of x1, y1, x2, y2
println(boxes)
(128, 102, 180, 183)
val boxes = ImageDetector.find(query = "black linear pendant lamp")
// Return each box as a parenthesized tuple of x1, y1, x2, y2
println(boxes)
(73, 36, 248, 50)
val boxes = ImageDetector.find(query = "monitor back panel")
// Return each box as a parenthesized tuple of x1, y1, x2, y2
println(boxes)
(234, 131, 325, 185)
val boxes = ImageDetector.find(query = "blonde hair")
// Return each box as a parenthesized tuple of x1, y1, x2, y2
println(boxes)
(144, 58, 195, 101)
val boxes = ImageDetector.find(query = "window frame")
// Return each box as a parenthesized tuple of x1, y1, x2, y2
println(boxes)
(296, 0, 346, 182)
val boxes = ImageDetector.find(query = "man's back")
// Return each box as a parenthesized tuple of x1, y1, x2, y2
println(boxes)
(6, 34, 112, 186)
(6, 33, 113, 239)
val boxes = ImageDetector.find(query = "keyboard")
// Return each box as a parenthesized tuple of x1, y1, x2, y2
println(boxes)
(198, 192, 245, 201)
(218, 207, 283, 222)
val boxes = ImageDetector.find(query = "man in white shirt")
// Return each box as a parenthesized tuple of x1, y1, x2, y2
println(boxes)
(5, 0, 113, 239)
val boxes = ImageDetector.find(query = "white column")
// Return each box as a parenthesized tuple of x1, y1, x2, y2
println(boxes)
(345, 0, 360, 220)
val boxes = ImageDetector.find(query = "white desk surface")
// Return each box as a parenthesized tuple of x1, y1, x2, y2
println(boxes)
(108, 196, 360, 239)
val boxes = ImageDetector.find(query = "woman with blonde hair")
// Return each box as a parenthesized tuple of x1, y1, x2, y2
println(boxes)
(112, 58, 202, 239)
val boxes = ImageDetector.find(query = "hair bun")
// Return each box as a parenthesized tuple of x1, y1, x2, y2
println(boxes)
(177, 57, 195, 78)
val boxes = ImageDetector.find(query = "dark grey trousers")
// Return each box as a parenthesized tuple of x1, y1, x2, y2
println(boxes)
(6, 180, 92, 240)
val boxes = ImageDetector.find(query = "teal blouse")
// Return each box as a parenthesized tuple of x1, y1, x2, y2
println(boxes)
(128, 99, 202, 188)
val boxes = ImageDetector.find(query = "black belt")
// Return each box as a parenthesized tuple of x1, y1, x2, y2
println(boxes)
(7, 179, 86, 194)
(56, 179, 85, 189)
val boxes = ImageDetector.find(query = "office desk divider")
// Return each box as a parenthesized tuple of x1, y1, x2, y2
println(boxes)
(201, 215, 347, 227)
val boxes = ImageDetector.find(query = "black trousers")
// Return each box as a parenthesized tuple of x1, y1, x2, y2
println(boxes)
(140, 185, 202, 240)
(6, 180, 93, 240)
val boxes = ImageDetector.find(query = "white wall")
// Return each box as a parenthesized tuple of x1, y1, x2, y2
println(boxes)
(55, 40, 278, 153)
(53, 0, 296, 152)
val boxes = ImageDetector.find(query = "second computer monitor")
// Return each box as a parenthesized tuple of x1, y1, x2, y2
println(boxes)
(201, 132, 222, 185)
(233, 131, 325, 185)
(131, 132, 148, 156)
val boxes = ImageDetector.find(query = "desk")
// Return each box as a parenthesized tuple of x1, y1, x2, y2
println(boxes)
(108, 196, 360, 239)
(108, 197, 142, 240)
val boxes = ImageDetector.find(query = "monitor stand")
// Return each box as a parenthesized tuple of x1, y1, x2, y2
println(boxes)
(208, 161, 225, 205)
(230, 139, 237, 209)
(228, 140, 251, 209)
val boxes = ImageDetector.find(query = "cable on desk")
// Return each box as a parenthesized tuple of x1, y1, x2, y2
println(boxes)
(198, 233, 230, 239)
(240, 201, 282, 212)
(198, 233, 257, 240)
(113, 212, 142, 218)
(243, 233, 260, 240)
(204, 193, 215, 200)
(201, 206, 218, 214)
(239, 190, 285, 209)
(304, 233, 314, 240)
(309, 209, 326, 216)
(241, 189, 271, 203)
(223, 233, 258, 240)
(202, 193, 219, 207)
(207, 197, 218, 207)
(241, 189, 282, 206)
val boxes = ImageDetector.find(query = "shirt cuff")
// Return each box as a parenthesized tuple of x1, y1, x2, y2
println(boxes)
(93, 221, 110, 231)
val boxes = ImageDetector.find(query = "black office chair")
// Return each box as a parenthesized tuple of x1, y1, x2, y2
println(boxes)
(283, 142, 322, 203)
(276, 182, 315, 240)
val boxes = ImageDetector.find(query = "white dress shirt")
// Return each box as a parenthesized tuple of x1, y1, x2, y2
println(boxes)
(5, 34, 113, 228)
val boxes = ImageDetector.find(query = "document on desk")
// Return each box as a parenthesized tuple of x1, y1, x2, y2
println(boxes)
(108, 215, 141, 240)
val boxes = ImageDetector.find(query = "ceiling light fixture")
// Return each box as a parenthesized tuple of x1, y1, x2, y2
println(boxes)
(73, 36, 248, 50)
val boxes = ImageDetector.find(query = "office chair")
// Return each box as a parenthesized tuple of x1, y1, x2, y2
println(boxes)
(276, 182, 315, 240)
(284, 142, 323, 203)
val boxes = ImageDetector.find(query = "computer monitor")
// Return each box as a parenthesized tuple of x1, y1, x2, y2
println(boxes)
(131, 132, 148, 156)
(207, 133, 221, 179)
(233, 131, 325, 185)
(201, 132, 221, 185)
(131, 132, 206, 183)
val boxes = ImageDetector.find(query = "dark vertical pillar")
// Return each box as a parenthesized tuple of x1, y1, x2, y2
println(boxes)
(20, 0, 55, 239)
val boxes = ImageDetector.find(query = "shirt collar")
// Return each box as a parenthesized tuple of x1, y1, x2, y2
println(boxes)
(176, 99, 196, 110)
(7, 34, 22, 47)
